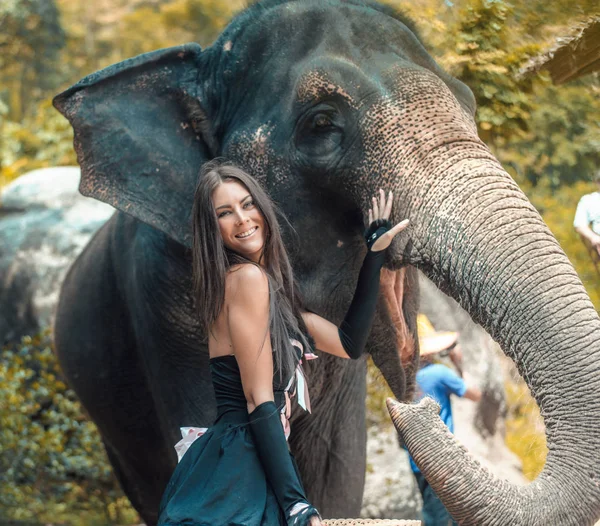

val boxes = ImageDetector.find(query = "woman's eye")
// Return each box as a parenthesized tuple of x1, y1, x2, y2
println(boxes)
(218, 210, 230, 218)
(244, 200, 255, 209)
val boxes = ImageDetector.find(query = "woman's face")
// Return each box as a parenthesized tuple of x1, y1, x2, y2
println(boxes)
(212, 180, 266, 263)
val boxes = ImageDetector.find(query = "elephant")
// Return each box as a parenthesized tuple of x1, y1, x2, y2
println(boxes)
(52, 0, 600, 524)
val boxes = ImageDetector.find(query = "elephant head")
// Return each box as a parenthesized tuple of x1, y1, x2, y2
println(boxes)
(54, 0, 600, 523)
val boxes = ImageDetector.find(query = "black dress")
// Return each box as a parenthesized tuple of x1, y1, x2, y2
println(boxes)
(157, 340, 315, 526)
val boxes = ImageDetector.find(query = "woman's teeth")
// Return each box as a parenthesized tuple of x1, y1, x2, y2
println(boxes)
(236, 227, 258, 239)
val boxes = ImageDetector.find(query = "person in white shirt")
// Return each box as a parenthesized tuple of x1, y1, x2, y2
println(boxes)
(574, 169, 600, 256)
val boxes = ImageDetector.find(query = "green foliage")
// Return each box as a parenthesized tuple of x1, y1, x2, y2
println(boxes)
(1, 98, 76, 190)
(160, 0, 240, 44)
(116, 0, 240, 57)
(0, 330, 139, 525)
(497, 80, 600, 188)
(508, 0, 598, 40)
(0, 0, 66, 120)
(439, 0, 539, 144)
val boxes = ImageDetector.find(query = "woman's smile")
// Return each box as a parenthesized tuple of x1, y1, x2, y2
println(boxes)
(236, 226, 258, 239)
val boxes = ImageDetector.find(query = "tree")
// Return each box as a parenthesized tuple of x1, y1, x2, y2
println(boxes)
(498, 78, 600, 188)
(439, 0, 539, 145)
(116, 0, 242, 57)
(0, 0, 66, 120)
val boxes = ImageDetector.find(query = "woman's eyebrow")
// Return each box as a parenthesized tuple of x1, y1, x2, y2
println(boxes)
(215, 195, 252, 211)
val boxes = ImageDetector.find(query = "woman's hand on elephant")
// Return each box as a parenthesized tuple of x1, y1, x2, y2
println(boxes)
(367, 188, 409, 252)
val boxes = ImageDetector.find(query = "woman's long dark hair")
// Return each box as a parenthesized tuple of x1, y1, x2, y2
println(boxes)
(191, 158, 309, 381)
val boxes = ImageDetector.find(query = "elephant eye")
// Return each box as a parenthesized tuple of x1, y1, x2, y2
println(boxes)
(295, 104, 344, 161)
(312, 113, 333, 129)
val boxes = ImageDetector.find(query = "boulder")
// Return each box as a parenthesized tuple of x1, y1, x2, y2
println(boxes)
(0, 167, 114, 344)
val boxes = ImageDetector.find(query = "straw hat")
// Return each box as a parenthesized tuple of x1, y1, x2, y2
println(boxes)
(417, 314, 458, 357)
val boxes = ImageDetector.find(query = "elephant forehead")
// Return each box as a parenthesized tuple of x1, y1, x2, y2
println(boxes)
(358, 68, 478, 183)
(369, 66, 475, 132)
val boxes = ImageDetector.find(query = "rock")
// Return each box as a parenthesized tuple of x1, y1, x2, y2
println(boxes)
(361, 426, 421, 521)
(0, 167, 114, 344)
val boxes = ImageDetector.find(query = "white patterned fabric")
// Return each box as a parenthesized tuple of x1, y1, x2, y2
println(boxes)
(174, 427, 208, 462)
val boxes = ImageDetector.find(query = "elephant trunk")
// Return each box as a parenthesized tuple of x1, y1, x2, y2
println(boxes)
(390, 153, 600, 525)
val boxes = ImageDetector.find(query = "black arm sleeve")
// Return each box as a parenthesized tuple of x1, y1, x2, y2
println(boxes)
(249, 401, 320, 526)
(338, 249, 385, 359)
(337, 219, 391, 359)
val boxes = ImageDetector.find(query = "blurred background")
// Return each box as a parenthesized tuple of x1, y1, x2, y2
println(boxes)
(0, 0, 598, 524)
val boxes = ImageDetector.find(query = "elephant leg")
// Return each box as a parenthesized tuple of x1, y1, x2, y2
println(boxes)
(53, 226, 174, 523)
(103, 439, 158, 526)
(290, 359, 368, 518)
(102, 424, 171, 526)
(57, 321, 173, 523)
(63, 333, 173, 523)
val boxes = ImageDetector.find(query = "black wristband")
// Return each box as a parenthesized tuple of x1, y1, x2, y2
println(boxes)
(364, 218, 392, 251)
(249, 401, 320, 525)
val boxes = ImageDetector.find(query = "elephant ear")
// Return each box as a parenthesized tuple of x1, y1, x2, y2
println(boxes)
(53, 43, 215, 247)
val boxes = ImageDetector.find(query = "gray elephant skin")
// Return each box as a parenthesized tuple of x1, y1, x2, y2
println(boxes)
(52, 1, 600, 525)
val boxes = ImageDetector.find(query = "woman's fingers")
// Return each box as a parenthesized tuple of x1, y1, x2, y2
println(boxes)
(383, 190, 393, 219)
(369, 189, 394, 222)
(372, 195, 379, 220)
(388, 218, 410, 238)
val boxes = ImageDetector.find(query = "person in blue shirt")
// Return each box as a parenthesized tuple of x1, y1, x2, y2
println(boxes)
(574, 169, 600, 258)
(409, 315, 482, 526)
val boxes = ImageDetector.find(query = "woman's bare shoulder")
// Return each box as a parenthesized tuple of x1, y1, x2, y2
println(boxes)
(225, 264, 269, 304)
